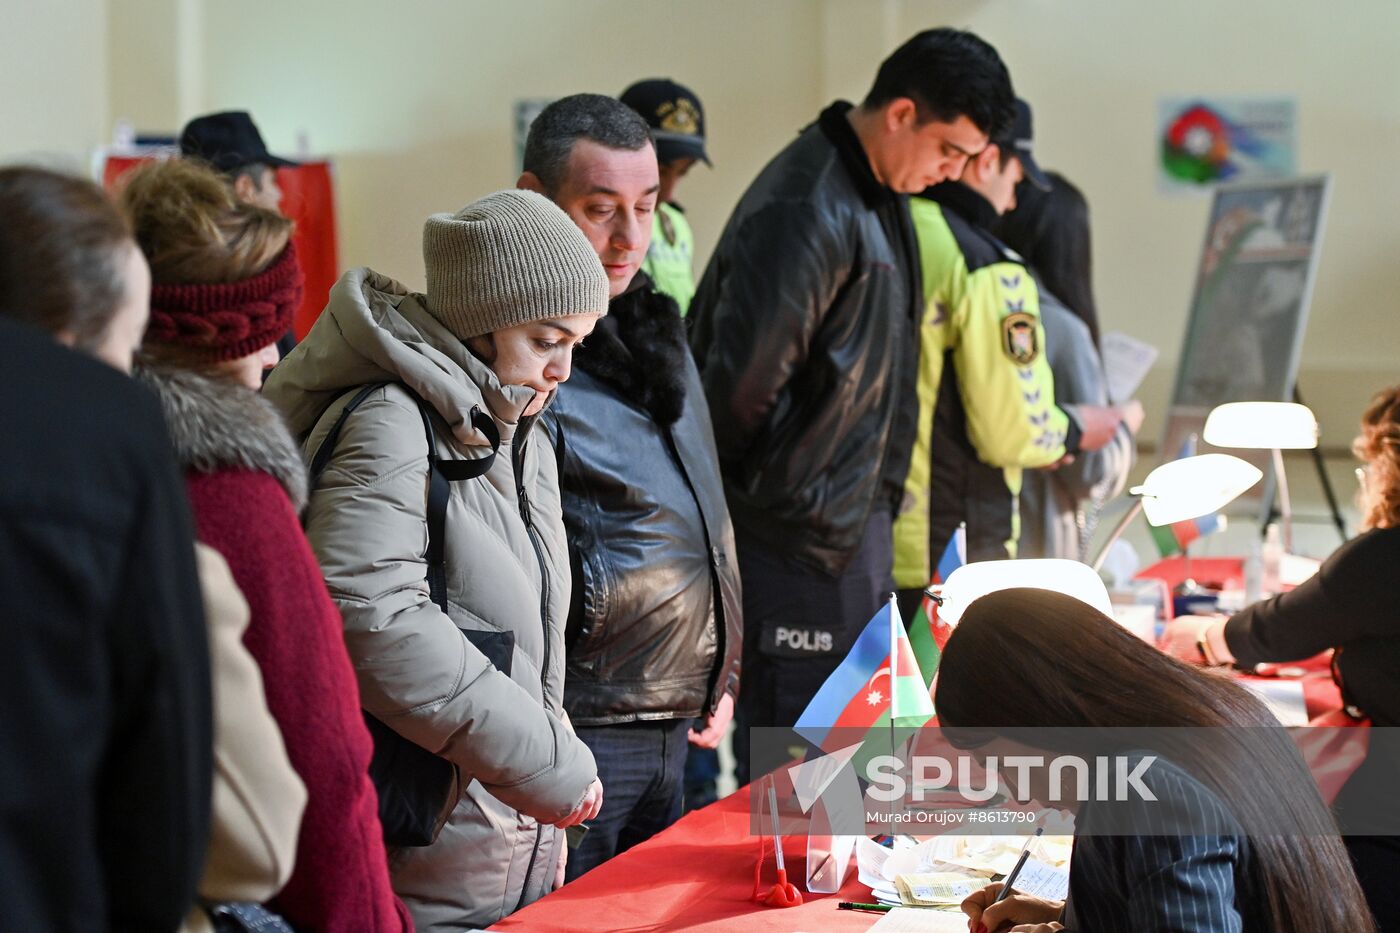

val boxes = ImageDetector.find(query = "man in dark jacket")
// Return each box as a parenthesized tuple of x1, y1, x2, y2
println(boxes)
(687, 29, 1015, 781)
(521, 94, 742, 879)
(898, 100, 1134, 610)
(0, 318, 212, 931)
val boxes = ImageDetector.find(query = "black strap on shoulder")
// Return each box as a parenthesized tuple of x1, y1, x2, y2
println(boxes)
(308, 382, 387, 484)
(306, 382, 501, 612)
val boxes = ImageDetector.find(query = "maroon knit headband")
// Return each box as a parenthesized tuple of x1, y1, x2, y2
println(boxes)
(146, 242, 304, 362)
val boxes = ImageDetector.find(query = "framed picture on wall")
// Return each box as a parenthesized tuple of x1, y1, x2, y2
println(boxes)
(1162, 174, 1332, 517)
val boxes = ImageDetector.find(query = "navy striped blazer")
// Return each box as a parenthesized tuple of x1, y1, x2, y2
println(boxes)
(1061, 755, 1264, 932)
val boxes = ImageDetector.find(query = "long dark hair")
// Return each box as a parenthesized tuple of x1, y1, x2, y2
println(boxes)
(935, 588, 1374, 933)
(995, 171, 1100, 346)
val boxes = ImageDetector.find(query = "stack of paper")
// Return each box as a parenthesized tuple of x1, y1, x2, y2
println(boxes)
(868, 908, 970, 932)
(868, 878, 901, 907)
(856, 832, 1073, 908)
(894, 872, 982, 906)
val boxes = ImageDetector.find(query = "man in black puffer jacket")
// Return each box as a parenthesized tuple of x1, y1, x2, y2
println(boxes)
(523, 95, 742, 881)
(687, 29, 1015, 782)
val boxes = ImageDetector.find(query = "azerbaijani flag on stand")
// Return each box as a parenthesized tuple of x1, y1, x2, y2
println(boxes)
(794, 595, 935, 755)
(1150, 434, 1226, 556)
(907, 527, 964, 690)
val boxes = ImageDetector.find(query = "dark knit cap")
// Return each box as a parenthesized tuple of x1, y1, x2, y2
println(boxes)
(146, 243, 303, 361)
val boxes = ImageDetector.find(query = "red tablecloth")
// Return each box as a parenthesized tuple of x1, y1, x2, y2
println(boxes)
(489, 784, 884, 932)
(494, 559, 1347, 930)
(1136, 556, 1245, 591)
(1137, 557, 1342, 718)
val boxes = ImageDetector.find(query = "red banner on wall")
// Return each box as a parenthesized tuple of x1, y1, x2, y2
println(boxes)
(102, 155, 339, 340)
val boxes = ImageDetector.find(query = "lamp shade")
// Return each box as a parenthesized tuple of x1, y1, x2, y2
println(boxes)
(1130, 453, 1262, 526)
(1203, 401, 1319, 450)
(934, 559, 1113, 627)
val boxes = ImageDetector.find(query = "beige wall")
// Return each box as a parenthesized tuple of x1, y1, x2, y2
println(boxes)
(897, 0, 1400, 449)
(194, 0, 823, 297)
(9, 0, 1398, 451)
(0, 0, 108, 172)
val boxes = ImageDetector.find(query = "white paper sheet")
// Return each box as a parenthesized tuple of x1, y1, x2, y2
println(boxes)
(868, 907, 969, 932)
(1240, 678, 1310, 726)
(1100, 331, 1159, 404)
(1006, 858, 1070, 901)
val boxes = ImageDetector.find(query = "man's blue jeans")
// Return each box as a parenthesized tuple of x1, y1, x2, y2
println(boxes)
(566, 719, 689, 881)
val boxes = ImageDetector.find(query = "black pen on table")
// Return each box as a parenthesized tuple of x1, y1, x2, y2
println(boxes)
(991, 826, 1045, 904)
(838, 902, 893, 913)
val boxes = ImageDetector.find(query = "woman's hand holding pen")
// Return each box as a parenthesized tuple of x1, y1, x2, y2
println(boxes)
(960, 882, 1064, 933)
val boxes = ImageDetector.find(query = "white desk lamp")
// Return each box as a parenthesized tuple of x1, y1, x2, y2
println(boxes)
(1202, 401, 1319, 552)
(1089, 453, 1264, 572)
(925, 558, 1114, 627)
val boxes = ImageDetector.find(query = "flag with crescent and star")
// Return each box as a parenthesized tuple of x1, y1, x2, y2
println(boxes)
(794, 595, 935, 754)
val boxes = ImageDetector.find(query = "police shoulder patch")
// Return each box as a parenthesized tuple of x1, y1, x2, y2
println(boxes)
(1001, 311, 1038, 365)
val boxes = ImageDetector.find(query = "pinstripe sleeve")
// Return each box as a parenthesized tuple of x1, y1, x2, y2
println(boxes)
(1121, 833, 1243, 932)
(1121, 770, 1243, 933)
(1066, 761, 1246, 932)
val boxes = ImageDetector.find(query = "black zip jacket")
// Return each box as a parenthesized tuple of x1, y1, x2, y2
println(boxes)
(689, 101, 922, 576)
(541, 278, 742, 725)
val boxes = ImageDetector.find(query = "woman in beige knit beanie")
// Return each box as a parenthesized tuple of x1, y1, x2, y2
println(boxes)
(423, 188, 609, 415)
(264, 188, 609, 929)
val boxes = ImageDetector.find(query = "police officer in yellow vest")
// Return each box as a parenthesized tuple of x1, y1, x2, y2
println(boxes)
(894, 99, 1128, 609)
(620, 79, 710, 315)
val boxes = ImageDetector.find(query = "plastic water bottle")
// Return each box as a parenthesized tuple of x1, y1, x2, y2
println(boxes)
(1243, 540, 1263, 605)
(1261, 523, 1283, 596)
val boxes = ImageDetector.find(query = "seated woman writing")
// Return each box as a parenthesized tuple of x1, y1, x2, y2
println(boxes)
(935, 588, 1374, 933)
(1161, 383, 1400, 928)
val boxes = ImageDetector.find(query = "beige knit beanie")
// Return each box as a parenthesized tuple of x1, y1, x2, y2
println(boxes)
(422, 189, 609, 339)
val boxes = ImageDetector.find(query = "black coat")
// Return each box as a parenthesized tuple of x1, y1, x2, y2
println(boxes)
(688, 101, 922, 576)
(0, 319, 211, 931)
(541, 281, 742, 725)
(1225, 526, 1400, 834)
(1225, 525, 1400, 726)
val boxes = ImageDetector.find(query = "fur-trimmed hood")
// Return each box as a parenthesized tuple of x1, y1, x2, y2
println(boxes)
(135, 364, 309, 511)
(572, 276, 689, 426)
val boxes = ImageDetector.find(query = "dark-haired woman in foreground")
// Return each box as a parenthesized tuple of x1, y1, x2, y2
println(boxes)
(936, 588, 1374, 933)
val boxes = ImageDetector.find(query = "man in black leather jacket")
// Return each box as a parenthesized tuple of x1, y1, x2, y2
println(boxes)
(687, 29, 1015, 782)
(522, 95, 743, 880)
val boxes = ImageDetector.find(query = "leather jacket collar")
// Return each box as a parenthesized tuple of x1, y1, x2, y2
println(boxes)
(817, 100, 890, 209)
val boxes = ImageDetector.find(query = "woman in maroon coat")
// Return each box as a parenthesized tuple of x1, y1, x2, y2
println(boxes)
(121, 159, 411, 932)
